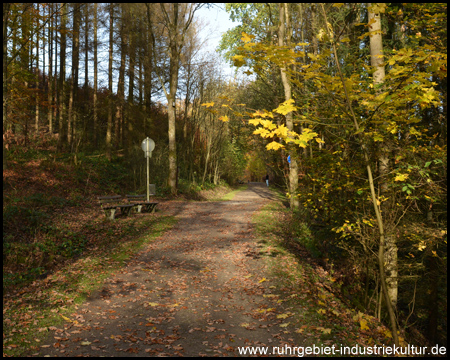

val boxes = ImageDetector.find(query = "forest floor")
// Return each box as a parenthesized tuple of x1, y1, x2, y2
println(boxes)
(4, 175, 394, 356)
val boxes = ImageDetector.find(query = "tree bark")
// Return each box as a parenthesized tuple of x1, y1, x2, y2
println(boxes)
(368, 3, 398, 310)
(278, 3, 299, 208)
(57, 3, 67, 151)
(106, 4, 114, 159)
(93, 3, 98, 147)
(3, 3, 11, 170)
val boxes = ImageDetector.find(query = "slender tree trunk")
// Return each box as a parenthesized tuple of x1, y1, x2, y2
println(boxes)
(278, 3, 299, 208)
(167, 41, 179, 193)
(68, 4, 80, 149)
(93, 3, 98, 148)
(35, 4, 40, 135)
(116, 5, 126, 149)
(3, 3, 11, 170)
(58, 3, 67, 151)
(106, 4, 114, 159)
(127, 5, 135, 153)
(368, 3, 398, 310)
(47, 3, 53, 134)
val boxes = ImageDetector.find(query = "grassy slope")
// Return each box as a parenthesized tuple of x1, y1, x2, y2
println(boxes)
(251, 190, 398, 351)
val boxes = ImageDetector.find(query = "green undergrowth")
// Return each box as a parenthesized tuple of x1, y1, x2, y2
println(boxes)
(252, 198, 394, 351)
(3, 215, 177, 357)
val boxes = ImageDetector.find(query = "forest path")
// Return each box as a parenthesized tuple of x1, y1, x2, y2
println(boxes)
(37, 183, 305, 356)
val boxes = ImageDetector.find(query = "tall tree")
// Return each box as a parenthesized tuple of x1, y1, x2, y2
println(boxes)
(278, 3, 299, 208)
(368, 2, 398, 311)
(106, 3, 114, 159)
(57, 3, 67, 151)
(92, 3, 98, 147)
(146, 3, 203, 195)
(68, 3, 81, 148)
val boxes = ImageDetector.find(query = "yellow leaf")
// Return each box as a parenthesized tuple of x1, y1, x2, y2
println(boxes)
(249, 119, 261, 126)
(147, 302, 160, 307)
(317, 309, 326, 315)
(231, 55, 246, 67)
(318, 300, 326, 306)
(219, 115, 229, 122)
(322, 328, 332, 334)
(60, 314, 71, 322)
(241, 32, 255, 43)
(266, 141, 285, 151)
(279, 322, 290, 328)
(274, 124, 289, 138)
(201, 102, 214, 108)
(394, 173, 409, 182)
(258, 278, 267, 283)
(277, 313, 292, 319)
(333, 3, 344, 8)
(253, 128, 271, 138)
(274, 99, 297, 115)
(261, 119, 277, 130)
(360, 318, 370, 330)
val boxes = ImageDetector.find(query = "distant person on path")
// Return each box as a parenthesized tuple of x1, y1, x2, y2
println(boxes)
(265, 174, 269, 187)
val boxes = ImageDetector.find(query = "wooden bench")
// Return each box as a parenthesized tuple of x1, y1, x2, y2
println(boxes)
(98, 195, 135, 220)
(126, 194, 158, 214)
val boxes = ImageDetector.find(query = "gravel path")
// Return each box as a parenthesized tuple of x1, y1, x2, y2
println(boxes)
(37, 183, 304, 356)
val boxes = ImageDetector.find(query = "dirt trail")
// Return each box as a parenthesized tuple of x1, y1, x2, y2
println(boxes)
(37, 183, 304, 356)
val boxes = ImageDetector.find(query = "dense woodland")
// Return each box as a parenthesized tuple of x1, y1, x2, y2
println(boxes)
(3, 3, 447, 349)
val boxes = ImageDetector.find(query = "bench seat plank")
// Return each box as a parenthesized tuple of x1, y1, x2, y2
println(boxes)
(126, 194, 158, 213)
(98, 196, 134, 220)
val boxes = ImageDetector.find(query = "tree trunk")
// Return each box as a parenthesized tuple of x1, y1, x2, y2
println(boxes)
(57, 3, 67, 151)
(167, 39, 179, 194)
(3, 3, 10, 170)
(68, 4, 80, 149)
(368, 3, 398, 310)
(93, 3, 98, 147)
(47, 3, 53, 134)
(35, 4, 40, 135)
(116, 5, 126, 149)
(106, 4, 114, 159)
(278, 3, 299, 208)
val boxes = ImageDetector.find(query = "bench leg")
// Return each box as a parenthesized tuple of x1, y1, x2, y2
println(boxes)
(143, 204, 157, 213)
(135, 204, 143, 213)
(104, 208, 116, 220)
(120, 207, 133, 217)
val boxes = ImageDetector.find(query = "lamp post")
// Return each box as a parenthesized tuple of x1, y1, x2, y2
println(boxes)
(141, 137, 155, 202)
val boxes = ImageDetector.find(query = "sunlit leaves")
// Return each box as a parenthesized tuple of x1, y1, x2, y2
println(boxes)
(231, 55, 246, 67)
(274, 99, 297, 116)
(394, 173, 409, 182)
(241, 31, 254, 43)
(266, 141, 285, 151)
